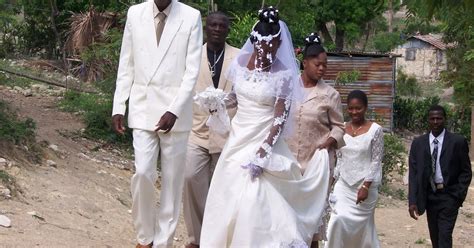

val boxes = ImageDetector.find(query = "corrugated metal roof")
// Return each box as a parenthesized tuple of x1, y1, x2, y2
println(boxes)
(327, 51, 401, 58)
(325, 56, 396, 131)
(409, 34, 448, 50)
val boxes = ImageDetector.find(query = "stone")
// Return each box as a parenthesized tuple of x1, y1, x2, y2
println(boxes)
(22, 89, 32, 97)
(0, 187, 11, 198)
(0, 158, 7, 168)
(48, 144, 59, 152)
(46, 160, 57, 168)
(0, 215, 11, 228)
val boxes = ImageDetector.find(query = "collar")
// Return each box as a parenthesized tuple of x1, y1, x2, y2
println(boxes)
(429, 128, 446, 144)
(153, 1, 173, 18)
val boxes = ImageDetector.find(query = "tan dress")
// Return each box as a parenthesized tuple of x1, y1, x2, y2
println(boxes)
(286, 79, 345, 241)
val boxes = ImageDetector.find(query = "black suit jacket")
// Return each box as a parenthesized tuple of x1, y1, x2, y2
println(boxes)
(408, 130, 472, 214)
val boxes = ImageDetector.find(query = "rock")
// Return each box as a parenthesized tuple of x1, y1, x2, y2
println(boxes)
(46, 160, 57, 168)
(0, 215, 11, 228)
(0, 158, 7, 169)
(13, 86, 22, 92)
(22, 89, 32, 97)
(0, 187, 11, 198)
(48, 144, 59, 152)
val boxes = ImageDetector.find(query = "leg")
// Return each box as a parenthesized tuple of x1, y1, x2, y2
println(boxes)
(426, 204, 440, 248)
(153, 131, 190, 248)
(183, 143, 213, 246)
(131, 130, 160, 246)
(436, 200, 459, 248)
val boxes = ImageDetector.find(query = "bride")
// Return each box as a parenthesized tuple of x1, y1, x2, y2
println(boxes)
(200, 7, 330, 247)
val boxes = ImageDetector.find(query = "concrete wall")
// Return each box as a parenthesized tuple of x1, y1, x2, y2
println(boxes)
(394, 43, 447, 82)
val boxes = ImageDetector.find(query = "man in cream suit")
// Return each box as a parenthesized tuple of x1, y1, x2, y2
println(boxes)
(111, 0, 202, 247)
(182, 12, 239, 248)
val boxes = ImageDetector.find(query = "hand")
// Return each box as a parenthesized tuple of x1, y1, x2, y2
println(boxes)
(356, 186, 369, 204)
(155, 111, 177, 134)
(112, 114, 126, 135)
(317, 137, 337, 150)
(408, 205, 419, 220)
(241, 162, 263, 181)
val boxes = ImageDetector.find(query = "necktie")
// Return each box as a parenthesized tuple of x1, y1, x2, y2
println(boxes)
(156, 12, 166, 46)
(430, 138, 439, 192)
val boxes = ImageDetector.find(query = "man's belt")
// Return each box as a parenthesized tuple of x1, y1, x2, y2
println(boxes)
(436, 183, 444, 190)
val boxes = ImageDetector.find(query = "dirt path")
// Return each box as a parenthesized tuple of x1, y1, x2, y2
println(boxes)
(0, 83, 472, 247)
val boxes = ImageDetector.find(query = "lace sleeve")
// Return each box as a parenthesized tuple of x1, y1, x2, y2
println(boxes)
(242, 77, 292, 180)
(365, 126, 384, 183)
(223, 86, 237, 109)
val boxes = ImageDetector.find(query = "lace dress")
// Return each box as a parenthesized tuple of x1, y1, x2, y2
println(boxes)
(325, 123, 384, 248)
(200, 68, 330, 247)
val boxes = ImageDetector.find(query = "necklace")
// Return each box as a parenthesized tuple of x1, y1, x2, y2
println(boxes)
(208, 49, 224, 78)
(255, 63, 272, 72)
(350, 121, 365, 136)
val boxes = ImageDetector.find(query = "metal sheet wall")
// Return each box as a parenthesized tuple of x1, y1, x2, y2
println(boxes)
(324, 56, 395, 131)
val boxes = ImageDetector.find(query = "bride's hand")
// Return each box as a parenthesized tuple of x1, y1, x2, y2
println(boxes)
(356, 186, 369, 204)
(241, 162, 263, 180)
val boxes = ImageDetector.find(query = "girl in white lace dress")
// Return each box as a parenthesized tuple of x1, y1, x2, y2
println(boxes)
(200, 7, 330, 248)
(325, 90, 384, 248)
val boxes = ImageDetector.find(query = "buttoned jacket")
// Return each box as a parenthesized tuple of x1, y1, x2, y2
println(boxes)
(112, 0, 203, 132)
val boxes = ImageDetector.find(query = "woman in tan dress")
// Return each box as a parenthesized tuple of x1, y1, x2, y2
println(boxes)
(286, 33, 345, 248)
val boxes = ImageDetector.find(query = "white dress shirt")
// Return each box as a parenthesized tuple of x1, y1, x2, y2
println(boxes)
(429, 129, 445, 184)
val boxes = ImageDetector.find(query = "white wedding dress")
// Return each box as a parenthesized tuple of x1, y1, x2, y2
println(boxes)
(200, 67, 330, 247)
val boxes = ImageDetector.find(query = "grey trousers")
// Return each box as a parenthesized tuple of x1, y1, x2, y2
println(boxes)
(183, 142, 220, 245)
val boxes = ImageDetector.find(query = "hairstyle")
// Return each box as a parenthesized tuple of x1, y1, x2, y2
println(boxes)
(206, 11, 230, 26)
(250, 6, 281, 44)
(347, 90, 368, 107)
(303, 33, 326, 59)
(428, 104, 447, 117)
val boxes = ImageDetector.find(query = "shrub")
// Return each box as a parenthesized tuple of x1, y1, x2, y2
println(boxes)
(0, 100, 36, 145)
(59, 90, 132, 145)
(227, 12, 256, 48)
(396, 69, 421, 97)
(373, 31, 404, 53)
(382, 133, 406, 184)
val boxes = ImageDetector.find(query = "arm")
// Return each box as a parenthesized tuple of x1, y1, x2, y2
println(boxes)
(357, 127, 383, 204)
(452, 138, 472, 204)
(223, 86, 237, 109)
(364, 126, 384, 183)
(243, 96, 291, 179)
(325, 92, 346, 149)
(408, 139, 419, 220)
(167, 13, 203, 118)
(112, 8, 134, 117)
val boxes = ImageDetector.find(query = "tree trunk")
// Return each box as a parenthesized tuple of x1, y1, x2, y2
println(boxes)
(362, 22, 371, 51)
(335, 25, 344, 52)
(318, 22, 334, 45)
(49, 0, 60, 59)
(388, 0, 393, 32)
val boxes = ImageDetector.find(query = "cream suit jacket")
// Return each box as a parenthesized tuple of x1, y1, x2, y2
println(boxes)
(189, 43, 239, 154)
(112, 0, 203, 132)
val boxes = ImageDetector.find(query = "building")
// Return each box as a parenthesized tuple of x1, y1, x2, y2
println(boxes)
(393, 34, 449, 82)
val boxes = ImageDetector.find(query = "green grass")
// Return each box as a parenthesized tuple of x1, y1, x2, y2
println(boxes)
(59, 90, 132, 146)
(0, 100, 36, 144)
(415, 238, 427, 244)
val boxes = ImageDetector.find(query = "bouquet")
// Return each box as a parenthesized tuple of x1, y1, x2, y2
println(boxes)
(194, 86, 231, 134)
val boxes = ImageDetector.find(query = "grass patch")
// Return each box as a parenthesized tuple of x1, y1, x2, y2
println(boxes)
(415, 238, 427, 244)
(379, 184, 407, 201)
(0, 100, 36, 144)
(59, 90, 132, 146)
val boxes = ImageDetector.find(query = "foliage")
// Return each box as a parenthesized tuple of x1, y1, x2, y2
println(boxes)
(382, 133, 406, 184)
(372, 31, 403, 52)
(312, 0, 386, 51)
(396, 69, 421, 97)
(405, 0, 474, 106)
(59, 90, 132, 145)
(393, 96, 471, 139)
(335, 70, 361, 85)
(0, 100, 36, 145)
(226, 12, 256, 48)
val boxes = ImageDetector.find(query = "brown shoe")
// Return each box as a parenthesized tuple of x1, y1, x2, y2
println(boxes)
(136, 243, 152, 248)
(185, 243, 199, 248)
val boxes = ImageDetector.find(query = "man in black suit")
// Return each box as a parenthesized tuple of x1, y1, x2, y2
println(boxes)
(408, 105, 472, 248)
